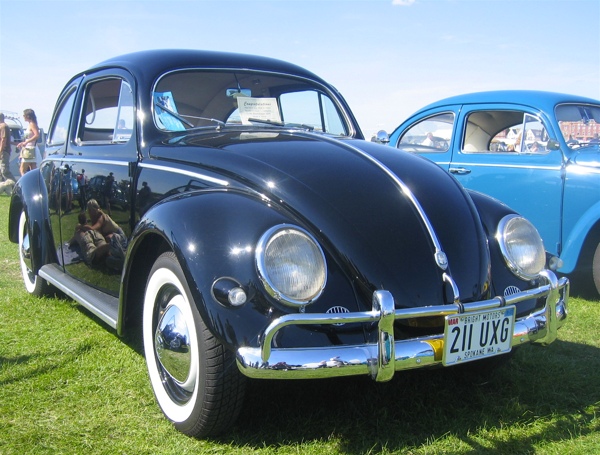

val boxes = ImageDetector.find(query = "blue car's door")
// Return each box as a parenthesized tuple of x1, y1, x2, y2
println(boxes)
(448, 104, 565, 257)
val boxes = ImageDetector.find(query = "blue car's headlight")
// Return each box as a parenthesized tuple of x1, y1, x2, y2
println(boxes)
(497, 215, 546, 280)
(256, 224, 327, 307)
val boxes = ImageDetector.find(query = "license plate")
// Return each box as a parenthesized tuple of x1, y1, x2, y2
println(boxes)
(443, 306, 515, 366)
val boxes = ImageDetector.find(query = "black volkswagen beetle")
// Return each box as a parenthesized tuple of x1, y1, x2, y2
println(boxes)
(8, 50, 568, 438)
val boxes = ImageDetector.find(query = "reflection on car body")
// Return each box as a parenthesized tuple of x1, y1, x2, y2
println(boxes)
(8, 53, 568, 438)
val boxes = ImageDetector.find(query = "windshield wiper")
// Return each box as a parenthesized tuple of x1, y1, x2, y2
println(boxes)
(155, 101, 194, 128)
(248, 118, 285, 127)
(156, 101, 226, 130)
(247, 118, 315, 131)
(185, 115, 226, 128)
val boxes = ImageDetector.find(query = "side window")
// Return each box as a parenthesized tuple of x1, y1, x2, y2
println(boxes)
(48, 89, 76, 146)
(463, 110, 550, 154)
(398, 113, 454, 152)
(77, 78, 134, 145)
(279, 90, 347, 136)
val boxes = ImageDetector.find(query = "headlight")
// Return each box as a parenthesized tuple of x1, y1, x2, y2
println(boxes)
(497, 215, 545, 280)
(256, 224, 327, 307)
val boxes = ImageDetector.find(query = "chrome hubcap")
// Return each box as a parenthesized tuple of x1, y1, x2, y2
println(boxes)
(154, 297, 193, 403)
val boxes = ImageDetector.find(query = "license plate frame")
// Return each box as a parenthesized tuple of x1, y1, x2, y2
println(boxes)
(442, 306, 515, 366)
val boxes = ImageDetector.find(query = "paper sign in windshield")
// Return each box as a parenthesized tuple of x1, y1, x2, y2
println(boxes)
(238, 97, 281, 125)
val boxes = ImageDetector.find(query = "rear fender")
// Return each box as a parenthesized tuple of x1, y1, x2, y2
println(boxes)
(8, 170, 57, 272)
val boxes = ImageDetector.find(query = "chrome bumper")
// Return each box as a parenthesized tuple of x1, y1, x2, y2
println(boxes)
(236, 271, 569, 382)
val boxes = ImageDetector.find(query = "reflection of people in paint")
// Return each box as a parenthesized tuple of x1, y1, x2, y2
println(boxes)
(138, 181, 151, 215)
(103, 172, 115, 215)
(83, 199, 127, 270)
(84, 198, 124, 239)
(77, 169, 88, 208)
(66, 212, 107, 265)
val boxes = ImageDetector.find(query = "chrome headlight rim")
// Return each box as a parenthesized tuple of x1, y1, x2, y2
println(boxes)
(256, 224, 327, 308)
(497, 214, 546, 281)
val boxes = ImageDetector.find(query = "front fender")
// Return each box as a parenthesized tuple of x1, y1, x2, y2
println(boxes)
(126, 188, 298, 350)
(8, 169, 56, 272)
(559, 200, 600, 273)
(467, 190, 542, 308)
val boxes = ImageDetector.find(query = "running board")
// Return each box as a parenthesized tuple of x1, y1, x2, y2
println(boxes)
(39, 264, 119, 329)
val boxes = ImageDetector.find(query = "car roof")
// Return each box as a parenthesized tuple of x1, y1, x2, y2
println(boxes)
(417, 90, 600, 113)
(87, 49, 326, 84)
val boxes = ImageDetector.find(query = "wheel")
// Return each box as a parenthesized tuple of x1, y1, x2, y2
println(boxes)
(143, 251, 246, 437)
(592, 241, 600, 296)
(18, 211, 51, 296)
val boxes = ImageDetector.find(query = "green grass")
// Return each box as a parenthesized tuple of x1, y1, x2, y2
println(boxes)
(1, 194, 599, 454)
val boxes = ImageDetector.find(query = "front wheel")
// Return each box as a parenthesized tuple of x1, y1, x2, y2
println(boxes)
(18, 211, 51, 296)
(143, 251, 246, 437)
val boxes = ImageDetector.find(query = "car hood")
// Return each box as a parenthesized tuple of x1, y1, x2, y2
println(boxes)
(571, 145, 600, 167)
(149, 130, 490, 309)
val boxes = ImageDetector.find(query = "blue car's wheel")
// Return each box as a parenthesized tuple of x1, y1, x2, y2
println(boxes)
(592, 242, 600, 296)
(143, 251, 246, 437)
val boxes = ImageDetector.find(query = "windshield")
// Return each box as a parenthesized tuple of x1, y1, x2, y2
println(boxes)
(152, 70, 349, 136)
(556, 103, 600, 149)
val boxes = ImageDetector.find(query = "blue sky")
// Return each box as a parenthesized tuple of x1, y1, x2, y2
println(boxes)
(1, 0, 599, 138)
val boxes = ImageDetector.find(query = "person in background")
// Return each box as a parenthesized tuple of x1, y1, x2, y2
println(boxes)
(566, 134, 579, 147)
(0, 112, 17, 187)
(17, 108, 40, 175)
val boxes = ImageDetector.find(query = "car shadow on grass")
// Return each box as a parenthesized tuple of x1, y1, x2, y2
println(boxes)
(226, 340, 600, 453)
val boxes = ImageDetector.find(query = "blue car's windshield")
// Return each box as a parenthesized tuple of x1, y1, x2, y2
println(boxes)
(556, 104, 600, 149)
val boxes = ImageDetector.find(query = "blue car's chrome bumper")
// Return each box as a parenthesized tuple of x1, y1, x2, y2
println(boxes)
(236, 271, 568, 382)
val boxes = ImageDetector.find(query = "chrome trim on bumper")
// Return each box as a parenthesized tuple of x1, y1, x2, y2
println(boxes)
(236, 271, 569, 382)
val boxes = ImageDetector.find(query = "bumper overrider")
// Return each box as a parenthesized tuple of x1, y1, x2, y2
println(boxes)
(236, 271, 568, 381)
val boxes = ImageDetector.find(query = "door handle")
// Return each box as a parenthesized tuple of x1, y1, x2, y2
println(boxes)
(449, 167, 471, 175)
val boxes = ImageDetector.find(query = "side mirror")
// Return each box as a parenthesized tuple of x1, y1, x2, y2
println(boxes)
(546, 139, 561, 151)
(372, 130, 390, 144)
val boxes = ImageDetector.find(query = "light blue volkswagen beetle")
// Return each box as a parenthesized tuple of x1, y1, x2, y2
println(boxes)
(387, 91, 600, 295)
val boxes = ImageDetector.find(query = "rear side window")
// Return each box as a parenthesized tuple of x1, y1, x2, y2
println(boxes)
(48, 89, 76, 146)
(77, 78, 134, 145)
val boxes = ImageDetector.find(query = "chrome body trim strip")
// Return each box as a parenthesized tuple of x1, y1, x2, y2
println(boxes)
(236, 272, 568, 381)
(303, 133, 449, 271)
(138, 162, 230, 186)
